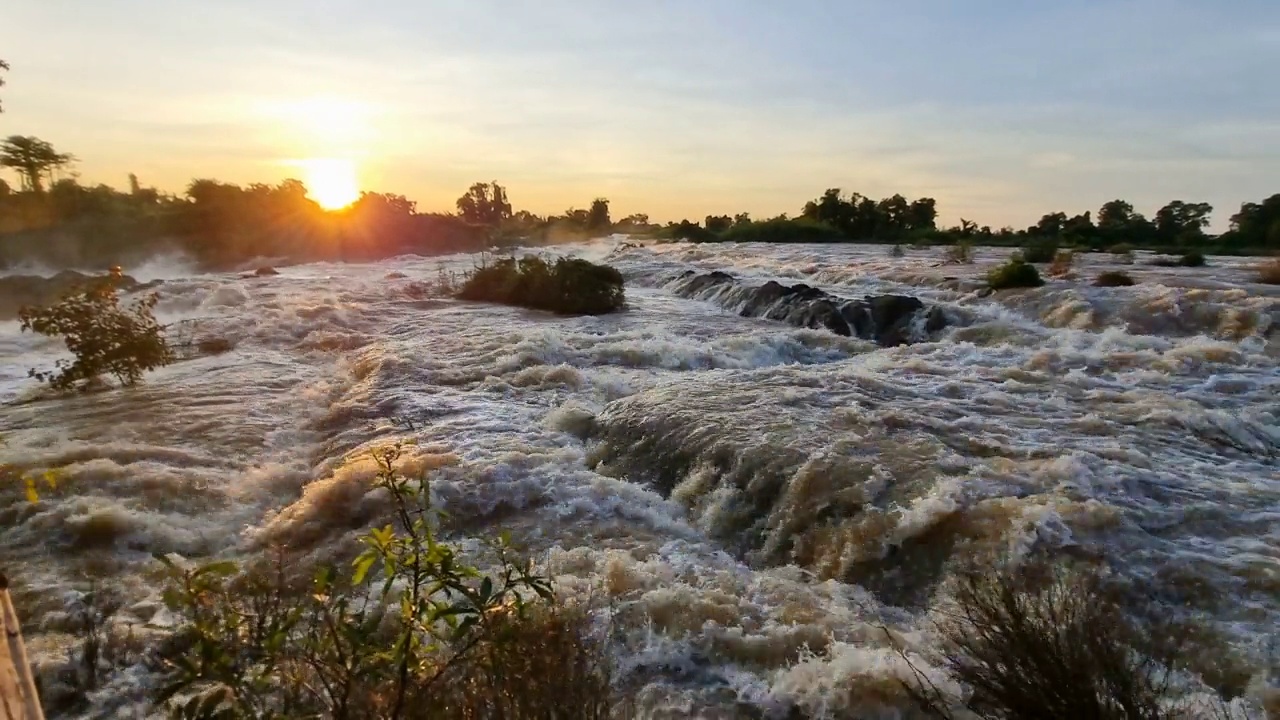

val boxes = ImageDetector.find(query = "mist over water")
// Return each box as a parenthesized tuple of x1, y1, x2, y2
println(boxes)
(2, 240, 1278, 717)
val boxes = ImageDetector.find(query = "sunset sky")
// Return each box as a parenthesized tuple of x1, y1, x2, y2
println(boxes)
(3, 0, 1278, 228)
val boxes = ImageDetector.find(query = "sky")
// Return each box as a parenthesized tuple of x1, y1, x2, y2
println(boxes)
(3, 0, 1279, 228)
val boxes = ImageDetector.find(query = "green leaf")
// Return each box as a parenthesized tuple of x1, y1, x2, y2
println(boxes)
(352, 552, 377, 586)
(453, 615, 479, 640)
(479, 577, 493, 603)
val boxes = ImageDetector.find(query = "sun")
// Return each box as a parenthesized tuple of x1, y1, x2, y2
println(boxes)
(299, 158, 360, 210)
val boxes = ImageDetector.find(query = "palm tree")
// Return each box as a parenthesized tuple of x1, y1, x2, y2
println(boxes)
(0, 136, 76, 193)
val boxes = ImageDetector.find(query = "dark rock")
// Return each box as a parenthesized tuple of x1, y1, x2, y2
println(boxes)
(253, 266, 280, 277)
(925, 306, 949, 334)
(676, 270, 734, 297)
(667, 272, 949, 346)
(867, 295, 925, 347)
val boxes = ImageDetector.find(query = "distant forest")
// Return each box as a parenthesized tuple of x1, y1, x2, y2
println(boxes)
(2, 131, 1278, 271)
(671, 189, 1280, 254)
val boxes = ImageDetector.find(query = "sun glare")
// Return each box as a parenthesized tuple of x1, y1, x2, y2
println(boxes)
(299, 158, 360, 210)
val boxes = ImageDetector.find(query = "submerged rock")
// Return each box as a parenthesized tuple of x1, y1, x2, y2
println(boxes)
(253, 266, 280, 277)
(0, 270, 158, 320)
(667, 271, 947, 346)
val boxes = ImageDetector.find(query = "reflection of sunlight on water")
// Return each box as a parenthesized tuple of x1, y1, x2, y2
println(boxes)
(1, 240, 1277, 717)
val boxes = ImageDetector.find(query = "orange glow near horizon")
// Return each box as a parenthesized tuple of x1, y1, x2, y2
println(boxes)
(298, 158, 361, 210)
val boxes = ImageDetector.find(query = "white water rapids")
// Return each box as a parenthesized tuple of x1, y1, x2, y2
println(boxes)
(1, 241, 1278, 718)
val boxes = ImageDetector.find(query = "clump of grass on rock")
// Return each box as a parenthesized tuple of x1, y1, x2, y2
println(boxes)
(1048, 250, 1075, 278)
(458, 255, 625, 315)
(1094, 270, 1137, 287)
(1149, 251, 1208, 268)
(987, 257, 1044, 290)
(1256, 257, 1280, 284)
(1019, 237, 1059, 263)
(893, 558, 1242, 720)
(1180, 250, 1207, 267)
(943, 241, 974, 265)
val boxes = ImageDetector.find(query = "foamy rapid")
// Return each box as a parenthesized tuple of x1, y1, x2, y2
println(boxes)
(1, 241, 1277, 718)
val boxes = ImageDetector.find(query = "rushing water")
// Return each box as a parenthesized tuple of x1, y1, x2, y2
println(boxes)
(1, 241, 1278, 717)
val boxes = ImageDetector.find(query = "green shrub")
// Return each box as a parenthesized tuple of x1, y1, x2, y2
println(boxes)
(152, 444, 619, 719)
(18, 271, 172, 390)
(987, 258, 1044, 290)
(943, 241, 973, 264)
(1094, 271, 1136, 287)
(1019, 237, 1058, 263)
(1107, 243, 1135, 255)
(457, 255, 625, 315)
(1180, 250, 1206, 267)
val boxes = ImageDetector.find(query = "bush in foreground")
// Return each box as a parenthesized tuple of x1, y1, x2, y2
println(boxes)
(1094, 271, 1137, 287)
(458, 255, 625, 315)
(152, 445, 619, 719)
(894, 559, 1239, 720)
(986, 258, 1044, 290)
(18, 270, 172, 390)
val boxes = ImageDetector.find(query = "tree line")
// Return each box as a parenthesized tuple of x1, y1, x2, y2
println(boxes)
(663, 188, 1280, 253)
(0, 135, 633, 269)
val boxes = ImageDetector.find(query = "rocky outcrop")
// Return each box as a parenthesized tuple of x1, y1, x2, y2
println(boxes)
(0, 271, 161, 320)
(667, 270, 947, 346)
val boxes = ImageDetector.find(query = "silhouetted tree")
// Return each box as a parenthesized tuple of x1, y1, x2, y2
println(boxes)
(1097, 199, 1134, 231)
(456, 181, 512, 227)
(0, 58, 8, 113)
(560, 207, 590, 228)
(800, 189, 939, 239)
(704, 215, 732, 234)
(876, 194, 910, 236)
(587, 198, 611, 232)
(1226, 194, 1280, 249)
(906, 198, 938, 232)
(1154, 200, 1212, 245)
(1060, 211, 1096, 245)
(1032, 211, 1067, 237)
(1, 135, 75, 192)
